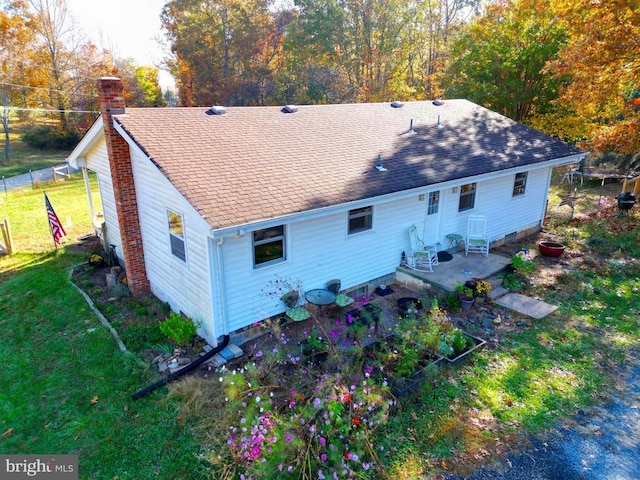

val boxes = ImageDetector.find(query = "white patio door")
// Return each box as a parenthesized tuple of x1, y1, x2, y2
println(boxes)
(422, 191, 441, 246)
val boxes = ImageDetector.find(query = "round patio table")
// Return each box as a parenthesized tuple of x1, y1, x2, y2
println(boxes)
(305, 289, 337, 305)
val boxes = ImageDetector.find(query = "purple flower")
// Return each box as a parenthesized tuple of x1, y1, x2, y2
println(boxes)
(321, 453, 328, 462)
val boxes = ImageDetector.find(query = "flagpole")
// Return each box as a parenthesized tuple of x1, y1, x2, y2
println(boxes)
(45, 192, 57, 249)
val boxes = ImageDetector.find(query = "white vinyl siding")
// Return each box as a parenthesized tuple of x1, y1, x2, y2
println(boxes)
(127, 147, 215, 344)
(220, 196, 425, 333)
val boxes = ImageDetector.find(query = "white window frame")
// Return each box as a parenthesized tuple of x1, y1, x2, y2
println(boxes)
(167, 208, 186, 262)
(253, 225, 286, 268)
(427, 191, 440, 215)
(458, 183, 477, 212)
(348, 206, 373, 234)
(513, 172, 528, 197)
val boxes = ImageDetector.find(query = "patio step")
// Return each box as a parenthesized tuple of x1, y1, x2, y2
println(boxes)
(487, 276, 509, 300)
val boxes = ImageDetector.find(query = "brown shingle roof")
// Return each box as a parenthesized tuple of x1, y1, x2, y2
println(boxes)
(113, 100, 583, 230)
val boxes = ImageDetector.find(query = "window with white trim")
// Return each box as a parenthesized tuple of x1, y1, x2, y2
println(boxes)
(348, 206, 373, 234)
(513, 172, 528, 196)
(167, 209, 186, 262)
(458, 183, 477, 211)
(427, 191, 440, 215)
(253, 225, 286, 267)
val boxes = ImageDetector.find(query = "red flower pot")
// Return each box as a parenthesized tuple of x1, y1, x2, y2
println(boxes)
(538, 241, 565, 257)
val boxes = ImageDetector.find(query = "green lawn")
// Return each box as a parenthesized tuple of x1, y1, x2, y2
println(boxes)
(0, 180, 210, 478)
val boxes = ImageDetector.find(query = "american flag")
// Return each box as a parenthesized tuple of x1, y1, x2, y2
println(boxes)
(45, 193, 66, 244)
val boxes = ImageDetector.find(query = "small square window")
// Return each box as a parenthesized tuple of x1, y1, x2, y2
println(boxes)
(348, 206, 373, 234)
(427, 191, 440, 215)
(513, 172, 527, 196)
(458, 183, 476, 212)
(167, 209, 186, 262)
(253, 225, 286, 267)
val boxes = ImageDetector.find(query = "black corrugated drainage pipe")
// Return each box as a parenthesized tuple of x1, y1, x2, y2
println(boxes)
(132, 335, 230, 400)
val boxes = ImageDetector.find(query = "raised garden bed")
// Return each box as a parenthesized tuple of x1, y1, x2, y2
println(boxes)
(362, 335, 443, 396)
(442, 332, 486, 365)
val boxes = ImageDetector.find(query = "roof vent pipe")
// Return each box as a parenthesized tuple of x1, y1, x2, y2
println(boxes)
(436, 115, 443, 128)
(206, 106, 226, 115)
(408, 119, 416, 134)
(375, 154, 387, 172)
(391, 100, 404, 108)
(281, 104, 299, 113)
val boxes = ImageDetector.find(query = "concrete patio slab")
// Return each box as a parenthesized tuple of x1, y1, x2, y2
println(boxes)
(395, 251, 513, 294)
(495, 293, 558, 319)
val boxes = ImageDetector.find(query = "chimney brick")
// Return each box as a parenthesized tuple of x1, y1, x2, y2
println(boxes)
(98, 77, 150, 295)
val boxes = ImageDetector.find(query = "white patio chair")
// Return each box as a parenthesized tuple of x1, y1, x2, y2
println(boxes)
(408, 225, 439, 272)
(465, 215, 489, 257)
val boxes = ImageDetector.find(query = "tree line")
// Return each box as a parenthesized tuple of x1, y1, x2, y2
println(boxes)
(1, 0, 637, 161)
(0, 0, 169, 163)
(162, 0, 639, 155)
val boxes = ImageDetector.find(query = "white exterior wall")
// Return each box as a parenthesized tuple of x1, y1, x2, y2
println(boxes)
(128, 148, 217, 344)
(216, 166, 552, 333)
(84, 140, 123, 258)
(439, 167, 549, 245)
(218, 195, 427, 333)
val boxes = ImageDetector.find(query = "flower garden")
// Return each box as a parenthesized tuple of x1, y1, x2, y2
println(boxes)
(182, 283, 489, 480)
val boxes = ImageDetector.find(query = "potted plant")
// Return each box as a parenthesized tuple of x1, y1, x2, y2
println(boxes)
(456, 284, 475, 311)
(473, 279, 492, 303)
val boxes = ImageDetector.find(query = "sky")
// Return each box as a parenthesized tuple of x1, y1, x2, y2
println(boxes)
(65, 0, 175, 89)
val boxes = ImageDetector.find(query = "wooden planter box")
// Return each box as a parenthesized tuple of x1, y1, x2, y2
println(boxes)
(443, 332, 486, 365)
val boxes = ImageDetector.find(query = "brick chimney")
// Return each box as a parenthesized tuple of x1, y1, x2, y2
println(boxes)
(97, 77, 150, 295)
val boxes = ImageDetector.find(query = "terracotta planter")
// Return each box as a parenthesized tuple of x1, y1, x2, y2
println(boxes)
(538, 241, 565, 258)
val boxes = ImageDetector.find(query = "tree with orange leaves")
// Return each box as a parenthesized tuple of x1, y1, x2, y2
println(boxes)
(548, 0, 640, 154)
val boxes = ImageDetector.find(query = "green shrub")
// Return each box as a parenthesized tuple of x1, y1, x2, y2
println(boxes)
(159, 312, 197, 347)
(21, 125, 80, 150)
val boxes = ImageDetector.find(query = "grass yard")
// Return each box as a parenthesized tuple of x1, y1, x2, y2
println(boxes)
(1, 169, 639, 479)
(0, 174, 101, 254)
(0, 121, 72, 178)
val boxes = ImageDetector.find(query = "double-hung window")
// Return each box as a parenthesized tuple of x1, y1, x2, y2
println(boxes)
(167, 209, 186, 262)
(458, 183, 477, 212)
(427, 191, 440, 215)
(253, 226, 286, 267)
(348, 206, 373, 234)
(513, 172, 528, 196)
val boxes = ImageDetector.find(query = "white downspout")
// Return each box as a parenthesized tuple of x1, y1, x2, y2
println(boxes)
(213, 237, 229, 337)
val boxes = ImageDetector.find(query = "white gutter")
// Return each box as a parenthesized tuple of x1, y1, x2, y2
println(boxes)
(211, 152, 587, 239)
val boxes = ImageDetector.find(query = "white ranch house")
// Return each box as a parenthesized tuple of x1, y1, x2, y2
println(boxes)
(68, 78, 585, 346)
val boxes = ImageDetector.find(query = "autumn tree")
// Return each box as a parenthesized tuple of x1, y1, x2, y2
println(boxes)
(114, 59, 166, 107)
(0, 0, 36, 162)
(162, 0, 282, 106)
(445, 0, 567, 123)
(289, 0, 412, 103)
(547, 0, 640, 154)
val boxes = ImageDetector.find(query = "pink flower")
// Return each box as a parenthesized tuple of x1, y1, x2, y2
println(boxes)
(321, 453, 328, 462)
